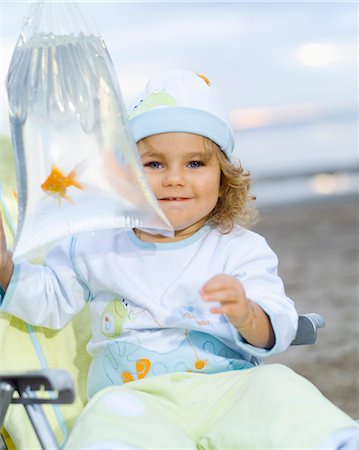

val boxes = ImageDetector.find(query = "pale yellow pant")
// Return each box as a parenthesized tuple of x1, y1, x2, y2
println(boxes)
(65, 364, 357, 450)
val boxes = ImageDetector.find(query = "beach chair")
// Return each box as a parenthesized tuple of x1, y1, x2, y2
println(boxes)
(0, 311, 325, 450)
(0, 182, 92, 448)
(0, 178, 327, 449)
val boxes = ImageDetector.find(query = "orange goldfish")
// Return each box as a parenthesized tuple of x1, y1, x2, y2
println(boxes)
(41, 164, 83, 203)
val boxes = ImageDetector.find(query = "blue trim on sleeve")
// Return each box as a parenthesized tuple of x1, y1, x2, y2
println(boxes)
(226, 311, 282, 359)
(69, 237, 94, 302)
(227, 320, 270, 359)
(0, 264, 21, 310)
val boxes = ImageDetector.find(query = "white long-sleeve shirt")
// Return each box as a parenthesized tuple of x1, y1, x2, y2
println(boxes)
(1, 225, 298, 396)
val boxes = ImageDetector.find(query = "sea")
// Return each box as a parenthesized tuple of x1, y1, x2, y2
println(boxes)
(233, 114, 358, 207)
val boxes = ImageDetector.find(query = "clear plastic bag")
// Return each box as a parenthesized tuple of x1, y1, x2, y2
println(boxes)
(6, 1, 172, 260)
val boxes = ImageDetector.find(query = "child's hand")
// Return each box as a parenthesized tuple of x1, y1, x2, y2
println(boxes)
(0, 214, 14, 290)
(200, 274, 253, 330)
(200, 274, 275, 349)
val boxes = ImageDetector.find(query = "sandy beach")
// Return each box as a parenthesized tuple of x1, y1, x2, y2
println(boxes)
(253, 194, 359, 418)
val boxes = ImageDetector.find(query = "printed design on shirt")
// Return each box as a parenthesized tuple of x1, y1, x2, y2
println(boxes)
(101, 298, 165, 340)
(180, 306, 212, 327)
(184, 330, 256, 373)
(129, 307, 165, 328)
(121, 358, 151, 384)
(185, 329, 208, 370)
(101, 298, 130, 339)
(100, 331, 254, 387)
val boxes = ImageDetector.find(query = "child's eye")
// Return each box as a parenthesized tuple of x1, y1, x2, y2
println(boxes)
(144, 161, 162, 169)
(187, 160, 204, 168)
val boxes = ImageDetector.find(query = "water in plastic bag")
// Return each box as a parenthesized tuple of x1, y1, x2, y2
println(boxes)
(6, 2, 172, 261)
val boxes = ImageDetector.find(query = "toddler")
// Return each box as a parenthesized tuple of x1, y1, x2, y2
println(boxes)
(0, 69, 357, 449)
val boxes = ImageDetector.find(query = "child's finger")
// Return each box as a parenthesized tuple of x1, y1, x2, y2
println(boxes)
(209, 303, 242, 316)
(201, 274, 235, 291)
(201, 288, 239, 303)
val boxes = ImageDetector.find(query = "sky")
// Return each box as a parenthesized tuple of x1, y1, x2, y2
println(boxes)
(0, 1, 358, 180)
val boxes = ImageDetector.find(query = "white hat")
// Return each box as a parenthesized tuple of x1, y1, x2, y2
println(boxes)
(129, 69, 235, 159)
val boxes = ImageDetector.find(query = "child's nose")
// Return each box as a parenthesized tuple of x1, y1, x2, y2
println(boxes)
(162, 169, 185, 186)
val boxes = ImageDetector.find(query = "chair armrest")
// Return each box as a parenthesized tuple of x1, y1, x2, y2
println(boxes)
(291, 313, 326, 346)
(0, 369, 75, 405)
(0, 370, 75, 450)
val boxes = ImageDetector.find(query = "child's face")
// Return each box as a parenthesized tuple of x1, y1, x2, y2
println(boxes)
(138, 132, 221, 239)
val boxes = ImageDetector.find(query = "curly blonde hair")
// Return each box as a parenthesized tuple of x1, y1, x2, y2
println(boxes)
(204, 138, 259, 233)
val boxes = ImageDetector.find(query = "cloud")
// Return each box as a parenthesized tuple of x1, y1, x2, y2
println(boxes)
(1, 1, 357, 139)
(100, 7, 246, 54)
(230, 104, 356, 130)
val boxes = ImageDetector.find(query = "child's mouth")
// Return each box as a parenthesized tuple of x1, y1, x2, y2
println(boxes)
(159, 197, 190, 201)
